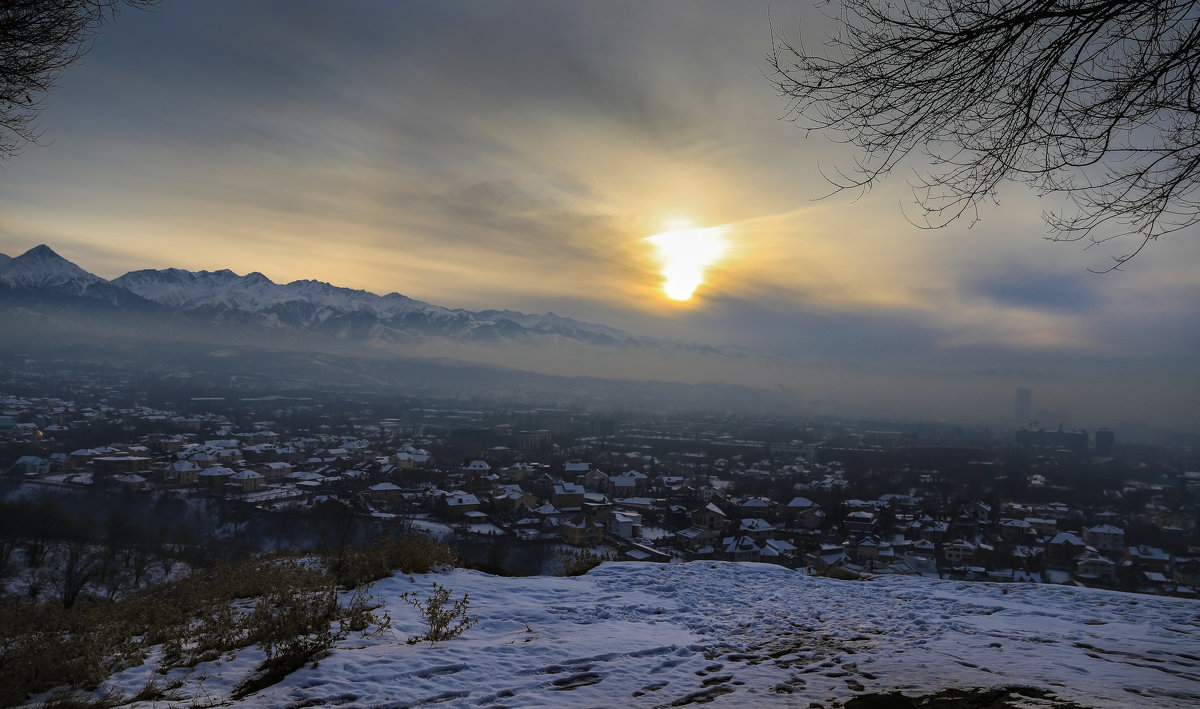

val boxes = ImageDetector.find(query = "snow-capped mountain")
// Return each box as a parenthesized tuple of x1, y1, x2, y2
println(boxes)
(111, 267, 452, 319)
(0, 245, 661, 349)
(0, 244, 103, 293)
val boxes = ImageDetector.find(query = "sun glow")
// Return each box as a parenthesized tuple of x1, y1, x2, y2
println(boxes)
(646, 223, 730, 301)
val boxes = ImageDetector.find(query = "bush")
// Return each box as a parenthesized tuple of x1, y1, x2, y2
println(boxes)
(399, 582, 477, 647)
(814, 565, 866, 581)
(330, 535, 457, 589)
(554, 548, 612, 577)
(232, 585, 341, 699)
(0, 543, 427, 706)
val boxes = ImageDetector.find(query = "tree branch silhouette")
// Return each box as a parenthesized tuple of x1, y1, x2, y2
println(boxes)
(1, 0, 157, 160)
(768, 0, 1200, 269)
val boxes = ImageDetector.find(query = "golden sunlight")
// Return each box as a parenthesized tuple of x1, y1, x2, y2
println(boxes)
(646, 223, 730, 301)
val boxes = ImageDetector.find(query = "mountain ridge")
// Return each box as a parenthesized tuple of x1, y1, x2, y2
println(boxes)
(0, 244, 677, 352)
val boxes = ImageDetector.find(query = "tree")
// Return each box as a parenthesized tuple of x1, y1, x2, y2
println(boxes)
(0, 0, 156, 159)
(769, 0, 1200, 268)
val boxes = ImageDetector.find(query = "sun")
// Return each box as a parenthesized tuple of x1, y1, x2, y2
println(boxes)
(646, 222, 730, 301)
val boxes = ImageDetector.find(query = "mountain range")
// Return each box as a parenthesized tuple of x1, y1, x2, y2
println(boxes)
(0, 244, 673, 351)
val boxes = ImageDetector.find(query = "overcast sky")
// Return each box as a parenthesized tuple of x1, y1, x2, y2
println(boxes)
(2, 0, 1197, 429)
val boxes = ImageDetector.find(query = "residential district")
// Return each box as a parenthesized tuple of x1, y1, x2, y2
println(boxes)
(2, 363, 1198, 596)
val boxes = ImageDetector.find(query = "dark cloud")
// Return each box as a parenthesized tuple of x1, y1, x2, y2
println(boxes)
(970, 266, 1101, 312)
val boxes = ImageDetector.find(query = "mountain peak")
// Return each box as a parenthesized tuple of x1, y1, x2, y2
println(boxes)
(21, 244, 66, 260)
(0, 244, 101, 291)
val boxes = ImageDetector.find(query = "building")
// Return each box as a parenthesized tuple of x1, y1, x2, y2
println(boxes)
(1014, 388, 1032, 425)
(1083, 524, 1125, 554)
(516, 430, 551, 451)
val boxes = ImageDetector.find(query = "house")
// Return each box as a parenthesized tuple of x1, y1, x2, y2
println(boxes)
(675, 526, 717, 551)
(582, 468, 610, 491)
(843, 510, 878, 534)
(1083, 524, 1125, 555)
(1173, 557, 1200, 586)
(611, 470, 648, 496)
(462, 460, 491, 475)
(806, 544, 848, 571)
(564, 461, 590, 477)
(229, 469, 265, 492)
(1045, 532, 1088, 567)
(1075, 553, 1117, 583)
(198, 465, 236, 489)
(739, 518, 775, 541)
(66, 449, 96, 469)
(492, 485, 539, 512)
(168, 460, 201, 484)
(691, 502, 728, 530)
(1024, 517, 1057, 537)
(262, 462, 293, 480)
(560, 515, 603, 546)
(763, 538, 798, 564)
(854, 536, 881, 562)
(1126, 545, 1171, 574)
(369, 482, 405, 502)
(943, 540, 976, 564)
(739, 497, 776, 518)
(552, 483, 585, 511)
(787, 496, 824, 529)
(14, 455, 51, 476)
(442, 492, 481, 518)
(608, 511, 643, 539)
(610, 474, 639, 498)
(721, 536, 762, 562)
(998, 518, 1035, 544)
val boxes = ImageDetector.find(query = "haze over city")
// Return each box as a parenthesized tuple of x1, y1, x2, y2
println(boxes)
(2, 0, 1198, 429)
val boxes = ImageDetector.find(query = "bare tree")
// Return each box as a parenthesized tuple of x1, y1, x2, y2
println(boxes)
(0, 0, 156, 159)
(769, 0, 1200, 268)
(52, 540, 104, 609)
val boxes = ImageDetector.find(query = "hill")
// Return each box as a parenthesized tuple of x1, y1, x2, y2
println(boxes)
(53, 562, 1200, 708)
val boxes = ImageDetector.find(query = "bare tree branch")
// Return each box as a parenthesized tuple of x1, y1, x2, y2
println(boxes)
(0, 0, 157, 159)
(768, 0, 1200, 269)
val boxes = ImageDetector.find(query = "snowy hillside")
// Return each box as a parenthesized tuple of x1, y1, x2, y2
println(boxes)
(84, 562, 1200, 708)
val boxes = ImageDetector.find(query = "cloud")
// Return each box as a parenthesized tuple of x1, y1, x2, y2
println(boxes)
(0, 0, 1195, 427)
(970, 266, 1101, 312)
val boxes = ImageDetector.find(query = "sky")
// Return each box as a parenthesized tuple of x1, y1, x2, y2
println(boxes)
(1, 0, 1198, 430)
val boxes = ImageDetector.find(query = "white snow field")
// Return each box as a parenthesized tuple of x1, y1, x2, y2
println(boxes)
(95, 562, 1200, 708)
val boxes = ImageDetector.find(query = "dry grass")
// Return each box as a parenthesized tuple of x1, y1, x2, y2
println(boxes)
(0, 535, 454, 706)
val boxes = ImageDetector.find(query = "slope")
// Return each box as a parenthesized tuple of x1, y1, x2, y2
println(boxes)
(79, 562, 1200, 708)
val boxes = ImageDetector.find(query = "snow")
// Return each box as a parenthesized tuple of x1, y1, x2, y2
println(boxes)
(70, 562, 1200, 708)
(0, 245, 101, 291)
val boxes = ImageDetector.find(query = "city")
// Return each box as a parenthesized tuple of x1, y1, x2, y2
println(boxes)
(4, 357, 1196, 595)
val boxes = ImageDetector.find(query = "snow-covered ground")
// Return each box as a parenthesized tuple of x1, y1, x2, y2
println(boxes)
(87, 562, 1200, 707)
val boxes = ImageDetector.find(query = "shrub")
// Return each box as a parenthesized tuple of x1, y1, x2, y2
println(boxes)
(1, 547, 412, 706)
(399, 583, 477, 647)
(554, 548, 612, 577)
(232, 585, 341, 699)
(330, 535, 458, 589)
(814, 565, 866, 581)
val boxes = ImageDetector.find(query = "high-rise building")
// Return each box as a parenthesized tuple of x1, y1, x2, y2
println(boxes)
(1014, 388, 1032, 425)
